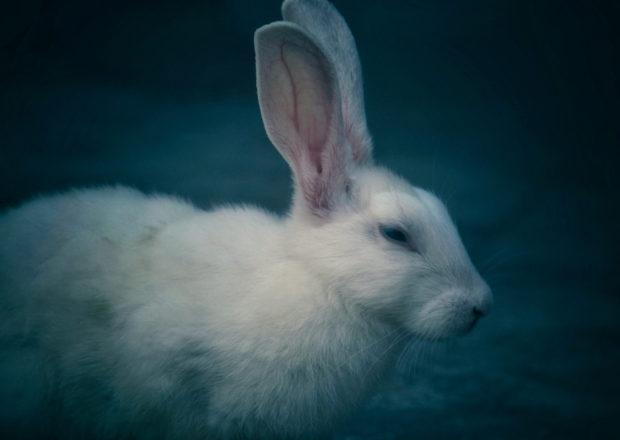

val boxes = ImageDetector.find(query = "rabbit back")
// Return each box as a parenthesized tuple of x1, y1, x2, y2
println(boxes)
(0, 185, 391, 439)
(0, 185, 292, 438)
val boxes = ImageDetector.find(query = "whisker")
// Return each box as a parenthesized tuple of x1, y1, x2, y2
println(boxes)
(396, 334, 437, 378)
(479, 246, 531, 278)
(359, 329, 409, 384)
(334, 327, 400, 372)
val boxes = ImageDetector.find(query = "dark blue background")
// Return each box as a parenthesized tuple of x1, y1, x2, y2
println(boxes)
(1, 0, 619, 438)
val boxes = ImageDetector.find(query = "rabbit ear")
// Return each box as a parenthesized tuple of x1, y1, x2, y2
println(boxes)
(282, 0, 372, 165)
(255, 22, 350, 218)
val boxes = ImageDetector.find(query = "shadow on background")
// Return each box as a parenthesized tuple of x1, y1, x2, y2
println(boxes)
(1, 0, 619, 438)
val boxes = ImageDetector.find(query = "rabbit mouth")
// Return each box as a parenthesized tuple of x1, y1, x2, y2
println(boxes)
(468, 314, 482, 332)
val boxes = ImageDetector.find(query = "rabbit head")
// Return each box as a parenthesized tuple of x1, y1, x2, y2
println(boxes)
(255, 0, 492, 339)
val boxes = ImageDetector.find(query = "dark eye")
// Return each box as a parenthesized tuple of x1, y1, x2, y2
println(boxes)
(379, 225, 409, 246)
(381, 226, 407, 242)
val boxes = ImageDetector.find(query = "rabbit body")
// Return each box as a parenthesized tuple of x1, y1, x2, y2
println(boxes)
(0, 185, 396, 439)
(0, 0, 492, 438)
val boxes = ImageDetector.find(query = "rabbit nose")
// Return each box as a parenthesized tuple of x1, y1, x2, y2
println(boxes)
(470, 281, 492, 317)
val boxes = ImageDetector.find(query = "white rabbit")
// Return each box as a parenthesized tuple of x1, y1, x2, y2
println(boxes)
(0, 0, 492, 438)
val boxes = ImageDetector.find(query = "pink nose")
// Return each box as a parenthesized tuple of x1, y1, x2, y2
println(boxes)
(474, 284, 493, 316)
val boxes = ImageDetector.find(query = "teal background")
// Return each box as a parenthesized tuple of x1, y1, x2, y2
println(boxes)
(1, 1, 618, 438)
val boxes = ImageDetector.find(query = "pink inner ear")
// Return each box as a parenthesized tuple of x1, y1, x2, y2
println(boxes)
(279, 41, 334, 176)
(256, 23, 347, 216)
(281, 0, 373, 167)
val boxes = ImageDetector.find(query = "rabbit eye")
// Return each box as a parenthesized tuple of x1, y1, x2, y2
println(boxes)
(379, 225, 410, 247)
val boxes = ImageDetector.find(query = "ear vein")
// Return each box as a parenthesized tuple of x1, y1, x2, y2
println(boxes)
(279, 41, 301, 136)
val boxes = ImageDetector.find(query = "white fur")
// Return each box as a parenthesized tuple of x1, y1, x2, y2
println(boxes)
(0, 1, 492, 438)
